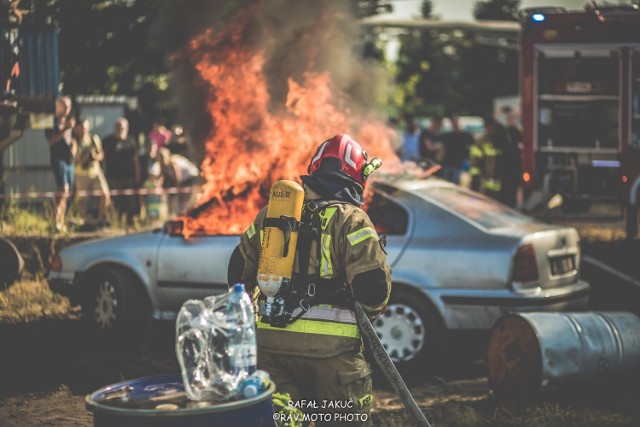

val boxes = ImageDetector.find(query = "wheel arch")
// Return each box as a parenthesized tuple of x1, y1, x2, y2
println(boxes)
(389, 281, 446, 330)
(81, 262, 154, 315)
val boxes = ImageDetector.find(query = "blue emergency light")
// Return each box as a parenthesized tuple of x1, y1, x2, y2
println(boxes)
(532, 13, 546, 22)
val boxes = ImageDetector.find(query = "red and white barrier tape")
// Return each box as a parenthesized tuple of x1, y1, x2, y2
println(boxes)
(0, 185, 201, 199)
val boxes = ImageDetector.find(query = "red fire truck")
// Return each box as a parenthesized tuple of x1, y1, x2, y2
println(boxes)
(519, 5, 640, 236)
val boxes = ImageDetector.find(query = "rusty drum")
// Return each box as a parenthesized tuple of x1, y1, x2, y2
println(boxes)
(487, 312, 640, 394)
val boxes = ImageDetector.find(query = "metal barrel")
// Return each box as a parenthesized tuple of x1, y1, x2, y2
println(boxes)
(487, 312, 640, 394)
(86, 374, 275, 427)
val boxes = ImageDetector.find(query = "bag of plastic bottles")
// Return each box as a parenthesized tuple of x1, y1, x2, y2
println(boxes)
(175, 284, 257, 402)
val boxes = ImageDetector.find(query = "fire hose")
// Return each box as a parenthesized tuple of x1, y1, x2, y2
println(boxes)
(353, 302, 431, 427)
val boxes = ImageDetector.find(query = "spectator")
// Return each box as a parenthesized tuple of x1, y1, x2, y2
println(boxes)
(440, 115, 474, 185)
(102, 117, 141, 225)
(45, 96, 76, 232)
(420, 115, 444, 164)
(73, 118, 110, 226)
(157, 147, 199, 215)
(399, 113, 421, 162)
(166, 124, 191, 159)
(144, 152, 165, 223)
(148, 119, 171, 152)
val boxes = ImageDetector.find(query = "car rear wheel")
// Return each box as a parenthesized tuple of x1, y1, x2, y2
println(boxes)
(373, 287, 444, 372)
(84, 267, 147, 336)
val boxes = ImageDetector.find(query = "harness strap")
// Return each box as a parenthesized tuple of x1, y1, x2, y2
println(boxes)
(263, 215, 301, 257)
(261, 199, 356, 327)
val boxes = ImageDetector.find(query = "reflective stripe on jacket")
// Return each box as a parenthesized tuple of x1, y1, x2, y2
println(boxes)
(239, 200, 391, 357)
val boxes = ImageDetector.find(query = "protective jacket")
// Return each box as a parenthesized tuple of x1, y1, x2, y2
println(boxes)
(469, 136, 501, 195)
(236, 188, 391, 358)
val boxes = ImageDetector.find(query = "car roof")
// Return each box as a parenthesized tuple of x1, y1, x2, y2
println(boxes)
(371, 174, 540, 231)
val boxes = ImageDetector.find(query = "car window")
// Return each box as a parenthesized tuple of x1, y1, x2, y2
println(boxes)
(417, 187, 538, 229)
(366, 192, 409, 235)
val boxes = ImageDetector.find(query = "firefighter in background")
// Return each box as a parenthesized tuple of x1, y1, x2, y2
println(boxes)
(227, 134, 391, 426)
(470, 116, 520, 206)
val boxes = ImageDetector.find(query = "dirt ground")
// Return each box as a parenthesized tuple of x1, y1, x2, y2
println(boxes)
(2, 316, 640, 427)
(2, 215, 640, 426)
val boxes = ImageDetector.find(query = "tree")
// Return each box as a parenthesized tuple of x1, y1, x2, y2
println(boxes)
(51, 0, 170, 130)
(474, 0, 520, 21)
(391, 1, 477, 118)
(454, 0, 520, 116)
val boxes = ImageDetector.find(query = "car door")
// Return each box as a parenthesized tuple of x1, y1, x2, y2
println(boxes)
(155, 231, 240, 317)
(365, 190, 413, 266)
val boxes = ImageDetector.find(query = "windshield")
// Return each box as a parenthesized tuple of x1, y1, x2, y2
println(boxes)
(415, 187, 538, 229)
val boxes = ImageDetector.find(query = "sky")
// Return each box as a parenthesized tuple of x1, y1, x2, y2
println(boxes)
(388, 0, 623, 21)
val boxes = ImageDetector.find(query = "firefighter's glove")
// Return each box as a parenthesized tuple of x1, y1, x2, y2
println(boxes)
(365, 304, 387, 321)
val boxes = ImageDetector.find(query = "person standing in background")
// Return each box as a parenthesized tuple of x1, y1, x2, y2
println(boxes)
(74, 118, 110, 226)
(148, 119, 172, 152)
(102, 117, 140, 225)
(440, 115, 474, 185)
(45, 96, 76, 232)
(166, 124, 191, 159)
(501, 106, 523, 207)
(399, 113, 421, 163)
(419, 115, 443, 165)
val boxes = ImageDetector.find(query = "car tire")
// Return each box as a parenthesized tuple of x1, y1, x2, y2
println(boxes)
(373, 286, 445, 373)
(83, 267, 148, 337)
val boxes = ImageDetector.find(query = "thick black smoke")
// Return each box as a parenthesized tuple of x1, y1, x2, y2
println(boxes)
(151, 0, 390, 161)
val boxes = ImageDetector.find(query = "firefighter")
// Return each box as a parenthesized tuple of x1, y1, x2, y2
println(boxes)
(227, 134, 391, 426)
(468, 133, 487, 192)
(470, 116, 512, 201)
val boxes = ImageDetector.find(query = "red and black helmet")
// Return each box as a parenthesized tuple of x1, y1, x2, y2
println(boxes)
(307, 134, 370, 189)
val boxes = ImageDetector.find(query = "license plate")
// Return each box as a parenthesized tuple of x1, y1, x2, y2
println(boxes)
(550, 255, 575, 275)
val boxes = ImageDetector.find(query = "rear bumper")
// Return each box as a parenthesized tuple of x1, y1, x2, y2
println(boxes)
(436, 280, 590, 330)
(48, 271, 82, 304)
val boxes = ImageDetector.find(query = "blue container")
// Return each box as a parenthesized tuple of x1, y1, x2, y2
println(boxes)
(85, 374, 275, 427)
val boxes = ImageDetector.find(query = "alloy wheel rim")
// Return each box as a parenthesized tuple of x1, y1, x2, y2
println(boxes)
(94, 280, 118, 329)
(374, 303, 425, 362)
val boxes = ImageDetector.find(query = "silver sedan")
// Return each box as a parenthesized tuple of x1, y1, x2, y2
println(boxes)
(48, 176, 589, 368)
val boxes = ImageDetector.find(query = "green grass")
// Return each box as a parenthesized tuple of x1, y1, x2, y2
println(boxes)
(0, 197, 150, 236)
(0, 280, 80, 323)
(0, 199, 52, 236)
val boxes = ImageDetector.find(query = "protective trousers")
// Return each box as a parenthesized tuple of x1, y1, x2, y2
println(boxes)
(260, 350, 373, 427)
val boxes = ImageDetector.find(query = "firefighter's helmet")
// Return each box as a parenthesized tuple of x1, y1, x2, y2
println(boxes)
(307, 134, 381, 189)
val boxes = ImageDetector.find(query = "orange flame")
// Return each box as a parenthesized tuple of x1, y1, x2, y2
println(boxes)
(178, 10, 399, 237)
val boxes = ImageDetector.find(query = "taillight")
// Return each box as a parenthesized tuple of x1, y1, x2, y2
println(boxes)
(50, 255, 62, 272)
(512, 244, 539, 283)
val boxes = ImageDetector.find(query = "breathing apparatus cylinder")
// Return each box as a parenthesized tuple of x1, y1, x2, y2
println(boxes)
(257, 180, 304, 323)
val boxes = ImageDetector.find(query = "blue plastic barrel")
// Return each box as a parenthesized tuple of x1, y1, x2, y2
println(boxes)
(85, 374, 275, 427)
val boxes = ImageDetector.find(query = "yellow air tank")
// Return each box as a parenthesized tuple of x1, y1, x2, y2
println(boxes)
(257, 180, 305, 320)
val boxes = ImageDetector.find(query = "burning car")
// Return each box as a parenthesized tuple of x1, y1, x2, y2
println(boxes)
(48, 175, 590, 369)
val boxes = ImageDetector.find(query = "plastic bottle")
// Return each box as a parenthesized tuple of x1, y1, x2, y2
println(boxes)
(240, 370, 270, 398)
(175, 300, 216, 401)
(226, 283, 257, 378)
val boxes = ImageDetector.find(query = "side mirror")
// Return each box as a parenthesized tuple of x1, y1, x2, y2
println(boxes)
(163, 220, 184, 237)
